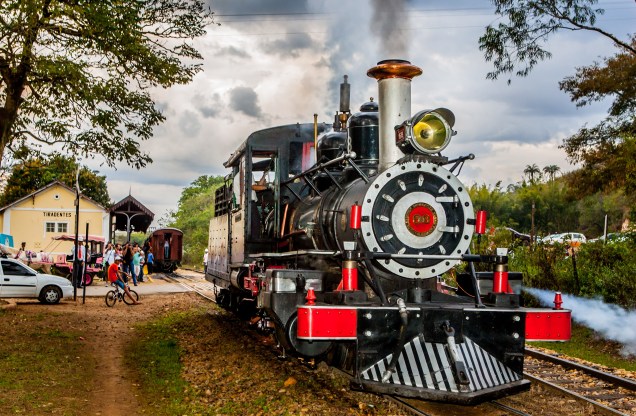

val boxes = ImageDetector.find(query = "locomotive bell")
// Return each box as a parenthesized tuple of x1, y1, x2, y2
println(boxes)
(395, 108, 456, 155)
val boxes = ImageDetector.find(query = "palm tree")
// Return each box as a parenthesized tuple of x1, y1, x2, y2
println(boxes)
(543, 164, 561, 181)
(524, 164, 541, 183)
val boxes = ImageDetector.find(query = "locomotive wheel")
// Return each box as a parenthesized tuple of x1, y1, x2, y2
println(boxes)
(326, 343, 353, 370)
(278, 313, 332, 358)
(236, 298, 256, 320)
(216, 289, 231, 309)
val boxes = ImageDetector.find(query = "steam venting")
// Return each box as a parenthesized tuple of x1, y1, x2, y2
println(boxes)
(526, 288, 636, 356)
(371, 0, 407, 57)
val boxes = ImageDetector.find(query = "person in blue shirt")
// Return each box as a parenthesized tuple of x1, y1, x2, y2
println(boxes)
(146, 247, 154, 275)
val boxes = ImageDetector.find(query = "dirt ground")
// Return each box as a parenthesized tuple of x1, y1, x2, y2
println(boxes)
(0, 292, 407, 415)
(0, 293, 208, 415)
(2, 289, 633, 416)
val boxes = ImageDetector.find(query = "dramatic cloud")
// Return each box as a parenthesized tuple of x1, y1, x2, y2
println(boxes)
(209, 0, 311, 15)
(261, 33, 316, 58)
(228, 86, 263, 118)
(87, 0, 634, 223)
(217, 45, 251, 59)
(193, 93, 223, 119)
(178, 110, 202, 137)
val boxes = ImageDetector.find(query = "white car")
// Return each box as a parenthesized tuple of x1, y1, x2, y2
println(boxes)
(0, 257, 74, 304)
(541, 232, 587, 247)
(540, 233, 564, 244)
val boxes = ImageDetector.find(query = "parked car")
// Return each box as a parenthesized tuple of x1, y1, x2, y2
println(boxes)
(541, 232, 586, 247)
(540, 233, 564, 244)
(505, 227, 532, 244)
(589, 232, 633, 244)
(0, 257, 73, 304)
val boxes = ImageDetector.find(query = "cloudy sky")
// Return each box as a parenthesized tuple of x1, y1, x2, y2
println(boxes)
(93, 0, 635, 224)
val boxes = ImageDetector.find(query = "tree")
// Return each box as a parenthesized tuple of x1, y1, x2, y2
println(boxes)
(523, 163, 541, 183)
(0, 1, 216, 169)
(559, 41, 636, 200)
(169, 175, 224, 266)
(543, 164, 560, 181)
(479, 0, 635, 82)
(0, 153, 110, 207)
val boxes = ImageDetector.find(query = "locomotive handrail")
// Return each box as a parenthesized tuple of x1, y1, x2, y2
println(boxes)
(282, 151, 357, 185)
(368, 252, 499, 263)
(251, 250, 341, 258)
(370, 252, 465, 260)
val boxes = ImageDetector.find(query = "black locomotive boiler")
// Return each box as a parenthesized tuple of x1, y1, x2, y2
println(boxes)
(205, 60, 571, 404)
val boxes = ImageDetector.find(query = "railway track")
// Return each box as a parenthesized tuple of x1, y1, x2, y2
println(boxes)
(523, 347, 636, 416)
(168, 270, 636, 415)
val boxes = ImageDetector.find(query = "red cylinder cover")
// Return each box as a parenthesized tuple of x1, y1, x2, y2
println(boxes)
(342, 267, 358, 291)
(493, 270, 509, 294)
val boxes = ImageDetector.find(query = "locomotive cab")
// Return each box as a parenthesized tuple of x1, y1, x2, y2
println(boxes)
(206, 123, 328, 305)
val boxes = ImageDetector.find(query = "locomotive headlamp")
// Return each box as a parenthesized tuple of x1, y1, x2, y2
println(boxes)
(395, 108, 456, 154)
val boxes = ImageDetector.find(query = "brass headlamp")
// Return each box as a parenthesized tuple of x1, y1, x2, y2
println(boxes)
(395, 108, 456, 155)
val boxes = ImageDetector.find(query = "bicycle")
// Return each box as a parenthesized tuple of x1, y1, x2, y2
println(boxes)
(105, 282, 139, 306)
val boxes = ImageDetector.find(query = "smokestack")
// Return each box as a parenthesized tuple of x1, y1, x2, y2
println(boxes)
(367, 59, 422, 172)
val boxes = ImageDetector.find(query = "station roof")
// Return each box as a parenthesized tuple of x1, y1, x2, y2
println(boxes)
(109, 195, 154, 233)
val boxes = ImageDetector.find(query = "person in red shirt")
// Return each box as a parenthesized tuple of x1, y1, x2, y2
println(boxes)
(108, 256, 141, 305)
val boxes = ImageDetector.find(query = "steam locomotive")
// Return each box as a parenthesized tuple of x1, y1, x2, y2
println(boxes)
(205, 60, 571, 404)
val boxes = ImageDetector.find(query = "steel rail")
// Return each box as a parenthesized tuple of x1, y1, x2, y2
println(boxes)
(526, 347, 636, 391)
(523, 373, 627, 416)
(163, 273, 216, 303)
(489, 400, 532, 416)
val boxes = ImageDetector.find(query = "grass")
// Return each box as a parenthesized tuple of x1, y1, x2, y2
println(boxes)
(529, 322, 636, 371)
(0, 310, 95, 415)
(125, 310, 210, 416)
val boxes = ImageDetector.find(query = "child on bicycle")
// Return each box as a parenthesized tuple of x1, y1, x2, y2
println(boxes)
(108, 255, 141, 305)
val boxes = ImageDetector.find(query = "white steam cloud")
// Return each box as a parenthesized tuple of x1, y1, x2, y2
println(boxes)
(525, 288, 636, 356)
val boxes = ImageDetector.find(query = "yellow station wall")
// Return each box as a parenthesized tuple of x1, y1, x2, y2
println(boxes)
(0, 184, 109, 254)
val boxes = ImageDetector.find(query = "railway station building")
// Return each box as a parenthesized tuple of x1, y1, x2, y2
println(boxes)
(0, 180, 109, 255)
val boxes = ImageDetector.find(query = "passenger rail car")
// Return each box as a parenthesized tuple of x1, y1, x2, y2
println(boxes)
(205, 59, 571, 404)
(150, 227, 183, 272)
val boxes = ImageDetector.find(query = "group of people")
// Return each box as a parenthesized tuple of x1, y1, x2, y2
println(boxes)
(102, 241, 154, 286)
(103, 241, 155, 305)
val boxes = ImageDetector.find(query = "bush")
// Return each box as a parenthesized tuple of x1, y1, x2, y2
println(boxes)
(509, 239, 636, 309)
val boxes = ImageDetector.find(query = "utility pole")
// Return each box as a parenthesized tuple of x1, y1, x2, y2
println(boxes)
(73, 168, 81, 300)
(531, 200, 536, 244)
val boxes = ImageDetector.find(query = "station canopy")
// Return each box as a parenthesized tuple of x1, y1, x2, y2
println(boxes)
(110, 195, 154, 233)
